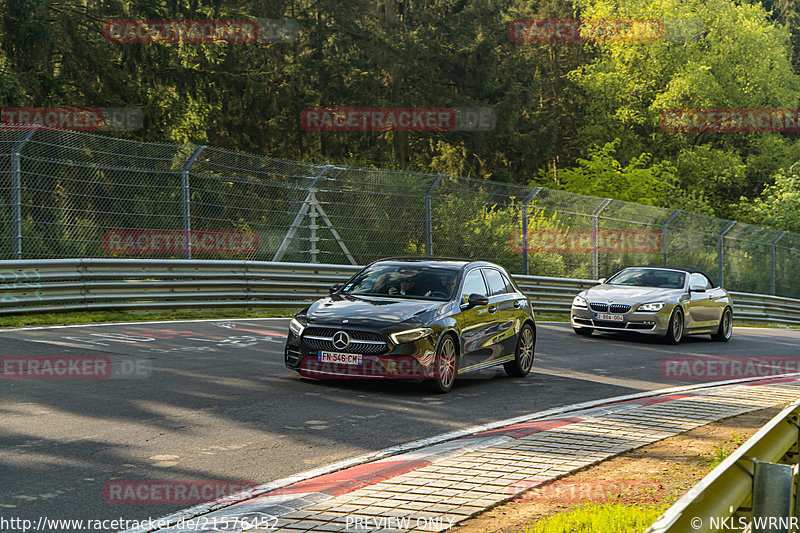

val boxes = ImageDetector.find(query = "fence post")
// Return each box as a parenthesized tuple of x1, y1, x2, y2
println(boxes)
(181, 146, 206, 259)
(11, 128, 38, 260)
(593, 199, 612, 280)
(521, 187, 542, 275)
(308, 188, 319, 263)
(425, 174, 445, 257)
(273, 163, 330, 262)
(770, 231, 787, 295)
(662, 210, 681, 266)
(718, 221, 736, 288)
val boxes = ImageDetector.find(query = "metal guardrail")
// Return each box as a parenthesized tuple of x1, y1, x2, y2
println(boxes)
(0, 259, 799, 326)
(0, 259, 360, 315)
(647, 397, 800, 533)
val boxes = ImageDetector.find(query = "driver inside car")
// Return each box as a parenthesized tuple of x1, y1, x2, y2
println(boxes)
(388, 274, 431, 297)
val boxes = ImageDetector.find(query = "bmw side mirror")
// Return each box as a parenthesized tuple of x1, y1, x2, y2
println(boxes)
(467, 293, 490, 307)
(329, 283, 343, 294)
(689, 284, 706, 293)
(598, 278, 607, 284)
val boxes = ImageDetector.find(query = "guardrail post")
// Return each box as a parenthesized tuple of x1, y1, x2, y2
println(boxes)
(593, 199, 612, 280)
(521, 187, 542, 275)
(718, 221, 736, 288)
(662, 210, 681, 266)
(425, 174, 445, 257)
(770, 231, 787, 295)
(752, 461, 794, 532)
(11, 128, 37, 259)
(273, 164, 330, 262)
(181, 146, 206, 259)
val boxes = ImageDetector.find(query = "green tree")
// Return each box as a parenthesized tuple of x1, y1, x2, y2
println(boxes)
(555, 139, 676, 206)
(737, 162, 800, 233)
(569, 0, 800, 214)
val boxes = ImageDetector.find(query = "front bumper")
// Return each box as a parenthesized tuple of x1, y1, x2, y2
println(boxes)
(284, 329, 439, 380)
(570, 305, 672, 335)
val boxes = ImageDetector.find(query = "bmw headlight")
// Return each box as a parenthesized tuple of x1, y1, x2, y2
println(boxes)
(389, 327, 433, 345)
(638, 302, 665, 312)
(289, 317, 306, 336)
(572, 295, 588, 309)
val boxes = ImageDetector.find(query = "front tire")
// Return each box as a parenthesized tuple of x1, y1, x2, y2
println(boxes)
(711, 307, 733, 342)
(505, 323, 535, 377)
(429, 335, 458, 393)
(663, 308, 684, 345)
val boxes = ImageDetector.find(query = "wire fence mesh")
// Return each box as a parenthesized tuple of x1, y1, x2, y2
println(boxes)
(2, 125, 800, 298)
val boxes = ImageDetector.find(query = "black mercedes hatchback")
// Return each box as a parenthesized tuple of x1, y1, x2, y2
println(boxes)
(284, 258, 536, 392)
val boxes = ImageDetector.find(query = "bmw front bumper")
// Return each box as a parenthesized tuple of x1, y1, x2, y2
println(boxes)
(570, 304, 674, 335)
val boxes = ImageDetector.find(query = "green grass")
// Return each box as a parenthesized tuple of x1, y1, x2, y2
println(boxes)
(521, 503, 667, 533)
(702, 431, 745, 469)
(0, 308, 300, 328)
(520, 430, 748, 533)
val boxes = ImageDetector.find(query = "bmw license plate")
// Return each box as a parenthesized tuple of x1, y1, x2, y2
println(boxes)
(595, 313, 624, 321)
(318, 351, 363, 365)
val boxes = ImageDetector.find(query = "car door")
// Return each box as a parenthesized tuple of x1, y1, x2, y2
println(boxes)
(686, 273, 718, 328)
(456, 268, 496, 370)
(481, 268, 519, 361)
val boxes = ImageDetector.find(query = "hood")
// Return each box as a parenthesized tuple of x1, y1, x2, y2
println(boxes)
(306, 295, 444, 330)
(583, 284, 682, 303)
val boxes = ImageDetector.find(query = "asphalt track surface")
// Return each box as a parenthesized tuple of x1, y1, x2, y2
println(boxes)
(2, 319, 800, 530)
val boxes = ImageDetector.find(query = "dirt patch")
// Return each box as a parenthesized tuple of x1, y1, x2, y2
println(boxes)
(452, 407, 783, 533)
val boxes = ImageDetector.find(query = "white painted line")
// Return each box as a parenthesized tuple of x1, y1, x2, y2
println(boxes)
(121, 372, 800, 533)
(0, 317, 290, 333)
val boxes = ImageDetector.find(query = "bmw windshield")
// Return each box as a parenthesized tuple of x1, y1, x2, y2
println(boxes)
(606, 268, 686, 289)
(342, 264, 459, 301)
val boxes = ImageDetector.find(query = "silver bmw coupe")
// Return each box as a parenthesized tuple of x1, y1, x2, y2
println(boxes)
(570, 266, 733, 344)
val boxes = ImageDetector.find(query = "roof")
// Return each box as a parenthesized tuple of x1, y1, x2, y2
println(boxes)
(622, 265, 717, 285)
(369, 257, 503, 271)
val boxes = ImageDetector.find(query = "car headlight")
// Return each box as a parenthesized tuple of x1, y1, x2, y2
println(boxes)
(572, 295, 587, 308)
(289, 317, 306, 336)
(389, 327, 433, 345)
(638, 302, 665, 312)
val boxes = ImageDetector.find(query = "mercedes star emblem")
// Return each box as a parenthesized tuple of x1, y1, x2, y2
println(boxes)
(332, 331, 351, 350)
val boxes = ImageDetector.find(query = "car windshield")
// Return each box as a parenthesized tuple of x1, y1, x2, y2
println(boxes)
(606, 268, 686, 289)
(342, 264, 459, 301)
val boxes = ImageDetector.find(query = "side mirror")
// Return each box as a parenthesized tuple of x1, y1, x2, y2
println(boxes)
(598, 278, 607, 284)
(329, 283, 343, 295)
(689, 284, 706, 293)
(467, 293, 490, 307)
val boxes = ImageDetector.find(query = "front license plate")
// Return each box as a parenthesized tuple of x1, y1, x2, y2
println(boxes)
(595, 313, 624, 322)
(318, 351, 363, 365)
